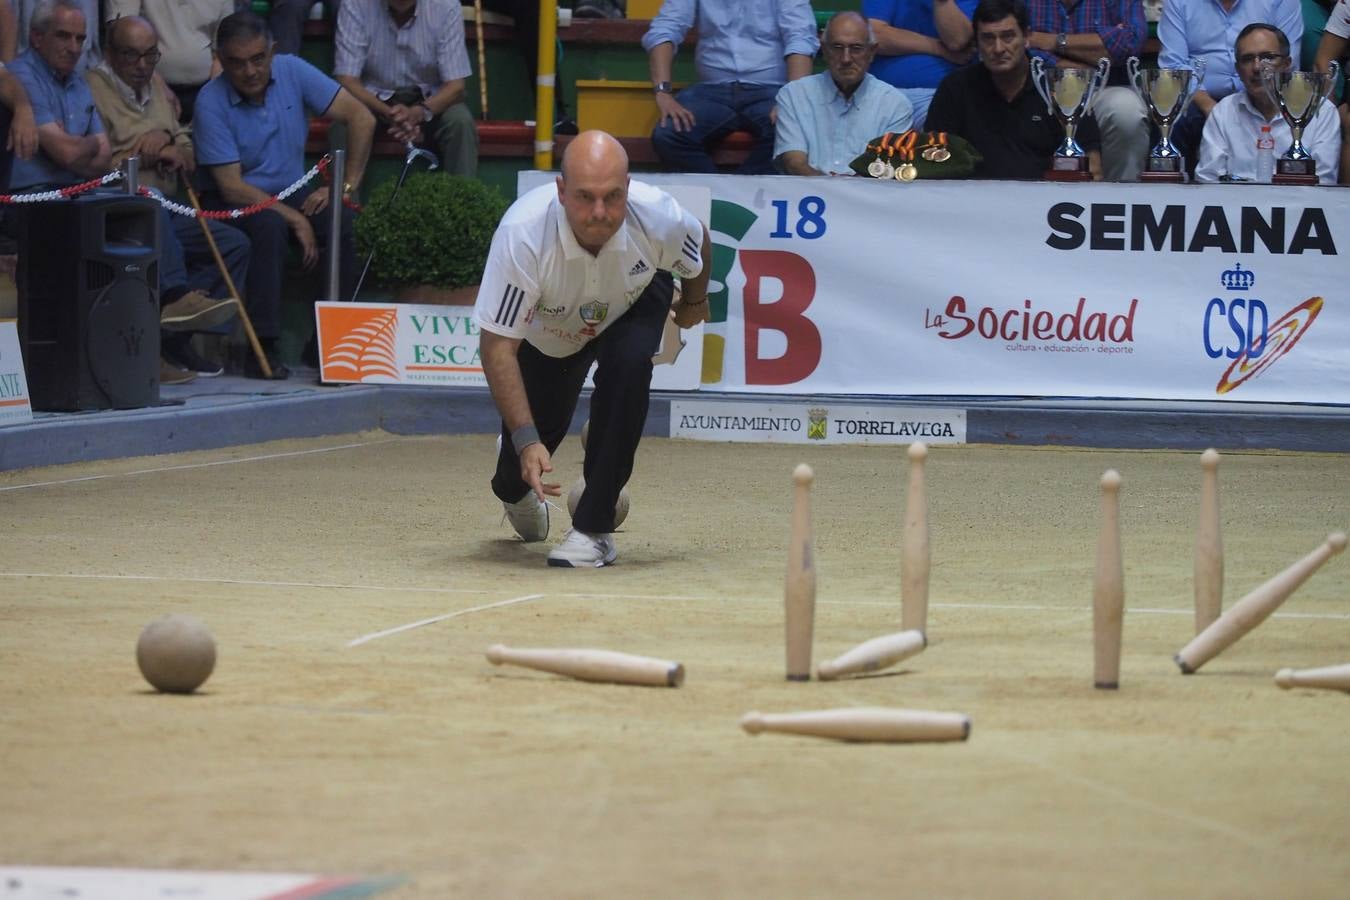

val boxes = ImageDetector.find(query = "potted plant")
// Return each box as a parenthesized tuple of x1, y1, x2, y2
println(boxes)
(352, 171, 508, 304)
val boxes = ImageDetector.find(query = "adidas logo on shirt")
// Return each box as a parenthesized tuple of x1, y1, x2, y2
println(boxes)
(628, 259, 650, 277)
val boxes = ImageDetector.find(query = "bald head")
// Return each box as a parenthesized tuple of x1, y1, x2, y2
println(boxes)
(556, 130, 631, 254)
(560, 130, 629, 184)
(106, 15, 161, 92)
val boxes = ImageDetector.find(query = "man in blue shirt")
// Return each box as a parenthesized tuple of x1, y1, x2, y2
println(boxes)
(775, 12, 915, 174)
(641, 0, 820, 174)
(1158, 0, 1303, 170)
(865, 0, 978, 129)
(194, 10, 374, 379)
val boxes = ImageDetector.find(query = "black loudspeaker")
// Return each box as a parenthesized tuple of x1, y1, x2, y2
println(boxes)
(18, 192, 161, 411)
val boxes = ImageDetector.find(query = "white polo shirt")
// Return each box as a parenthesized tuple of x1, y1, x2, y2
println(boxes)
(1328, 0, 1350, 39)
(474, 180, 705, 358)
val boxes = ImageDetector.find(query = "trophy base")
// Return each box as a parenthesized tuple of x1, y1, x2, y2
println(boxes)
(1139, 169, 1187, 184)
(1272, 171, 1318, 186)
(1045, 156, 1093, 182)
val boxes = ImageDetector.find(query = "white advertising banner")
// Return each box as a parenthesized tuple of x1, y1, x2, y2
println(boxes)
(313, 301, 702, 390)
(521, 172, 1350, 404)
(0, 320, 32, 424)
(670, 399, 967, 444)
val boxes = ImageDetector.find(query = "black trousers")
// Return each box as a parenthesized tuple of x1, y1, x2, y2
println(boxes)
(492, 271, 673, 533)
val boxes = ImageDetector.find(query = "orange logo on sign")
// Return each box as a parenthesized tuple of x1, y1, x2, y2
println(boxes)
(316, 306, 399, 382)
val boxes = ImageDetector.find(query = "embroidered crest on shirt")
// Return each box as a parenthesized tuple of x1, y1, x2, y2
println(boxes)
(578, 300, 609, 337)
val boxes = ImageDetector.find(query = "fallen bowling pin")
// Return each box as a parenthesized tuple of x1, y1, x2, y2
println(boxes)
(740, 707, 970, 743)
(1274, 663, 1350, 693)
(486, 644, 684, 687)
(1175, 532, 1346, 674)
(817, 629, 926, 681)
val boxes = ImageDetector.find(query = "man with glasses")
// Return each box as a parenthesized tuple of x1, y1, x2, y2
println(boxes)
(193, 9, 374, 378)
(774, 11, 914, 175)
(1195, 23, 1341, 182)
(1158, 0, 1302, 171)
(641, 0, 819, 174)
(925, 0, 1101, 178)
(87, 14, 250, 377)
(104, 1, 237, 123)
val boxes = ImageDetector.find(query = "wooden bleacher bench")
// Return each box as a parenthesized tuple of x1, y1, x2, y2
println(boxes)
(306, 118, 756, 168)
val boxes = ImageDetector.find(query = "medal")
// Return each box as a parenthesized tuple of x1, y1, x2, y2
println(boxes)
(929, 148, 951, 162)
(921, 147, 938, 162)
(867, 158, 889, 178)
(895, 163, 918, 182)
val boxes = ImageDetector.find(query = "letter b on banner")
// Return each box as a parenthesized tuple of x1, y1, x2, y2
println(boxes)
(740, 250, 820, 385)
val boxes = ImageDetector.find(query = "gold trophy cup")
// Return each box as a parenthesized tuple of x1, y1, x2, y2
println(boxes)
(1030, 56, 1110, 181)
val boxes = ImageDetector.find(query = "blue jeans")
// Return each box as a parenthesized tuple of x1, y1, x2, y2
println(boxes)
(650, 81, 780, 174)
(157, 207, 250, 302)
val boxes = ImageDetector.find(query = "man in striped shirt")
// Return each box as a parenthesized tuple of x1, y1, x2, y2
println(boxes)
(334, 0, 476, 177)
(474, 130, 711, 568)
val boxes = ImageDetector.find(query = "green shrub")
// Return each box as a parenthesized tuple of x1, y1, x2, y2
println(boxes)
(353, 172, 509, 290)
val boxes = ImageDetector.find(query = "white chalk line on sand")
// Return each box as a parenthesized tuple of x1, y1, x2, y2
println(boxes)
(347, 594, 546, 647)
(3, 571, 1349, 621)
(0, 438, 403, 493)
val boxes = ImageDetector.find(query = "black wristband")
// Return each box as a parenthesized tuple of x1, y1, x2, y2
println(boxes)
(511, 424, 541, 455)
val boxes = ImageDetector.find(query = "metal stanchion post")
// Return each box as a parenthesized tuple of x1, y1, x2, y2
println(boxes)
(326, 149, 344, 302)
(123, 155, 139, 195)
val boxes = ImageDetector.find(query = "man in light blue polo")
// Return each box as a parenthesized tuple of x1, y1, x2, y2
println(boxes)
(642, 0, 820, 174)
(194, 9, 374, 379)
(775, 12, 914, 175)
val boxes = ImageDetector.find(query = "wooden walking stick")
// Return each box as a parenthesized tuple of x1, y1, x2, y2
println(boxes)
(474, 0, 488, 119)
(181, 176, 272, 379)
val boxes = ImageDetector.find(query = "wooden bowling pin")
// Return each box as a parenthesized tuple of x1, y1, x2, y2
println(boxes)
(817, 629, 926, 681)
(785, 464, 816, 681)
(1194, 449, 1223, 634)
(1093, 470, 1124, 690)
(740, 707, 970, 743)
(901, 442, 930, 634)
(486, 644, 684, 687)
(1274, 663, 1350, 693)
(1176, 532, 1347, 674)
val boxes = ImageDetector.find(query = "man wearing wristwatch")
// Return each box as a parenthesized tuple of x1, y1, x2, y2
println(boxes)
(1023, 0, 1148, 181)
(641, 0, 820, 173)
(333, 0, 477, 177)
(476, 131, 711, 568)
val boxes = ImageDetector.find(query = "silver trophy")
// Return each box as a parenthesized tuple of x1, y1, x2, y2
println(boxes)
(1128, 55, 1206, 180)
(1030, 56, 1110, 179)
(1261, 59, 1340, 183)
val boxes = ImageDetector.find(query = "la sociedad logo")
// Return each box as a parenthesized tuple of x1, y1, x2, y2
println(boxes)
(1202, 263, 1323, 394)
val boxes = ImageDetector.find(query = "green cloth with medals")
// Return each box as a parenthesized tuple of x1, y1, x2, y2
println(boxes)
(851, 130, 982, 180)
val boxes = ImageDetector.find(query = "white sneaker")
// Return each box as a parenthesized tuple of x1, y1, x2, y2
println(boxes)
(547, 528, 617, 568)
(503, 492, 549, 542)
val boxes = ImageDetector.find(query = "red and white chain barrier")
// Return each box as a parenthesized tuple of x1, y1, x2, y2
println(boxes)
(0, 154, 357, 218)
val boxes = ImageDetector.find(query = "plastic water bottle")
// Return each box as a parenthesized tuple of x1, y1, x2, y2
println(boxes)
(1256, 125, 1275, 183)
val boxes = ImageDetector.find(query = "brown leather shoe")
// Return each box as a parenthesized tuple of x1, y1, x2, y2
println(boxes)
(159, 358, 197, 385)
(160, 291, 238, 332)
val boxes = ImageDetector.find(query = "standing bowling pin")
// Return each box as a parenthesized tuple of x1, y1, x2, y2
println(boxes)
(1176, 532, 1347, 673)
(1194, 449, 1223, 634)
(901, 442, 930, 634)
(740, 707, 970, 743)
(785, 464, 816, 681)
(1094, 470, 1124, 690)
(1275, 663, 1350, 692)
